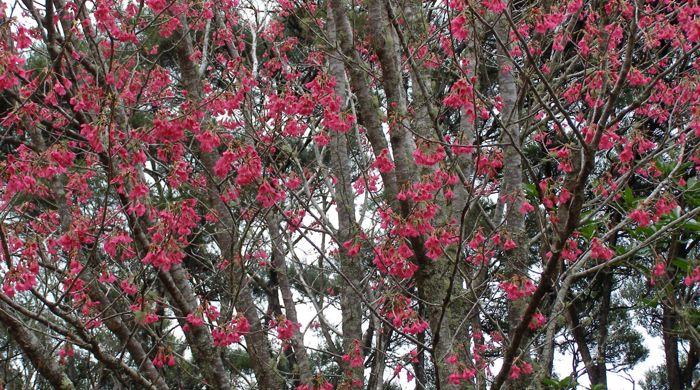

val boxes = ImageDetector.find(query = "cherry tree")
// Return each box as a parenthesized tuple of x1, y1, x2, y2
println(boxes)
(0, 0, 699, 389)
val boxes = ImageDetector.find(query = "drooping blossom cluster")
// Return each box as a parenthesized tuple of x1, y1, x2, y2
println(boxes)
(213, 315, 250, 347)
(379, 294, 430, 335)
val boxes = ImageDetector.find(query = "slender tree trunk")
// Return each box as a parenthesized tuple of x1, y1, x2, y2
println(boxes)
(326, 9, 365, 386)
(663, 302, 683, 390)
(496, 9, 530, 389)
(592, 271, 613, 386)
(683, 344, 699, 389)
(566, 301, 598, 384)
(0, 301, 75, 390)
(366, 0, 417, 195)
(398, 0, 436, 144)
(328, 0, 398, 203)
(169, 17, 282, 390)
(266, 214, 313, 384)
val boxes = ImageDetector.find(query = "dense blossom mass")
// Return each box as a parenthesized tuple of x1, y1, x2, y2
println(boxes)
(0, 0, 699, 389)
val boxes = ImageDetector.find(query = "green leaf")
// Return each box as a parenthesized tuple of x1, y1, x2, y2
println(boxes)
(622, 187, 634, 208)
(559, 377, 577, 388)
(685, 178, 700, 207)
(682, 220, 700, 233)
(671, 257, 690, 272)
(133, 311, 146, 324)
(524, 182, 538, 199)
(628, 225, 654, 240)
(579, 223, 597, 240)
(687, 194, 700, 208)
(640, 297, 659, 308)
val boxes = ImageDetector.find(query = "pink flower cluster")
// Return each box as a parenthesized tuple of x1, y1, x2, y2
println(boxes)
(499, 276, 536, 300)
(372, 149, 395, 173)
(256, 179, 286, 208)
(590, 238, 615, 261)
(342, 339, 364, 368)
(450, 14, 469, 41)
(448, 368, 477, 385)
(2, 261, 38, 298)
(381, 295, 429, 335)
(296, 381, 333, 390)
(213, 145, 263, 186)
(413, 143, 446, 166)
(509, 361, 534, 379)
(482, 0, 506, 13)
(373, 243, 419, 279)
(528, 312, 547, 330)
(271, 318, 301, 346)
(684, 268, 700, 286)
(152, 350, 176, 369)
(629, 208, 652, 227)
(443, 79, 476, 121)
(141, 248, 185, 272)
(213, 316, 250, 347)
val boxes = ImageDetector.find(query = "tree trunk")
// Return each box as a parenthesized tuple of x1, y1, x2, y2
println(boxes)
(496, 9, 530, 389)
(327, 5, 365, 386)
(0, 301, 75, 390)
(266, 214, 313, 384)
(663, 304, 683, 390)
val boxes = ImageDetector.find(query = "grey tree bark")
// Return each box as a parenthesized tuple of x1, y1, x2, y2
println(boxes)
(0, 301, 75, 390)
(326, 6, 365, 385)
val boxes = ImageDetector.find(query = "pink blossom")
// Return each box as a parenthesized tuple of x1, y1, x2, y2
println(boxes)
(274, 318, 300, 341)
(499, 277, 536, 300)
(468, 231, 486, 250)
(372, 149, 395, 173)
(684, 268, 700, 286)
(629, 209, 652, 227)
(256, 180, 285, 208)
(314, 132, 330, 146)
(214, 151, 236, 177)
(483, 0, 507, 13)
(518, 201, 535, 215)
(98, 272, 116, 283)
(414, 144, 446, 166)
(503, 239, 517, 251)
(343, 240, 362, 257)
(446, 355, 459, 365)
(195, 131, 220, 153)
(448, 373, 463, 385)
(528, 312, 546, 330)
(284, 119, 306, 137)
(425, 235, 443, 259)
(509, 364, 522, 379)
(450, 14, 469, 41)
(590, 238, 614, 261)
(120, 280, 138, 296)
(186, 313, 204, 327)
(652, 262, 666, 277)
(619, 143, 634, 163)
